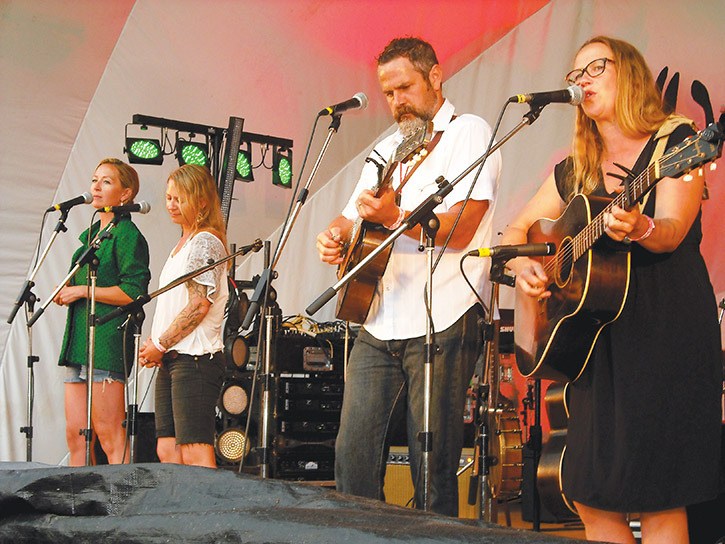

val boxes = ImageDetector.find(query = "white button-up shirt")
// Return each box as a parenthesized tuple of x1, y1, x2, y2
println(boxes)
(342, 99, 501, 340)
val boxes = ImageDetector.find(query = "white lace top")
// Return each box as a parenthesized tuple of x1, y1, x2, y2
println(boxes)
(151, 231, 229, 355)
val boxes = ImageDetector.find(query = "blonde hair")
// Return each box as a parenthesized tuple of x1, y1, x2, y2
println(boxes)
(167, 164, 228, 251)
(568, 36, 667, 199)
(97, 158, 140, 202)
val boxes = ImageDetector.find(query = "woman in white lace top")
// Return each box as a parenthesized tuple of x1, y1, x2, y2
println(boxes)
(139, 164, 229, 468)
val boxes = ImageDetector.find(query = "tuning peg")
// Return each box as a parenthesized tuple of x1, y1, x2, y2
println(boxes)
(683, 173, 694, 182)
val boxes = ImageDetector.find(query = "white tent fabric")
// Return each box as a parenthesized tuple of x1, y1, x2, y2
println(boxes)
(1, 0, 723, 464)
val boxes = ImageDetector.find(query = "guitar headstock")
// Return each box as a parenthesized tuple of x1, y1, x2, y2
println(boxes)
(659, 115, 724, 179)
(393, 120, 433, 164)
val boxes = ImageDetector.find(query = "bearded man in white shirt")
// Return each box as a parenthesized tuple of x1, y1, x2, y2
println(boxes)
(316, 37, 501, 516)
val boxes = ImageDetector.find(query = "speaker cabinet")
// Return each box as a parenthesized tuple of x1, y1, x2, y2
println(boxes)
(383, 446, 479, 519)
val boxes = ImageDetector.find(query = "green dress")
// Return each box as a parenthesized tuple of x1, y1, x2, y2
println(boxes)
(58, 215, 150, 375)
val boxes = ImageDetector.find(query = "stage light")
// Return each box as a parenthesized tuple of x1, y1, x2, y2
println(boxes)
(176, 133, 210, 167)
(235, 141, 254, 182)
(219, 378, 251, 418)
(216, 427, 251, 463)
(272, 146, 292, 188)
(124, 124, 163, 165)
(224, 334, 250, 371)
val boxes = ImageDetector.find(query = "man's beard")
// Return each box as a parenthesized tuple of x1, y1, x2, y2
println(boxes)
(394, 104, 430, 124)
(398, 116, 426, 139)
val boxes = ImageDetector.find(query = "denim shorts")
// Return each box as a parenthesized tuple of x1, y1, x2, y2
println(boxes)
(154, 351, 225, 445)
(64, 365, 125, 384)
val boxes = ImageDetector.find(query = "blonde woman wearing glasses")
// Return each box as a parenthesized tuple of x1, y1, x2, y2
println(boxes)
(502, 36, 721, 543)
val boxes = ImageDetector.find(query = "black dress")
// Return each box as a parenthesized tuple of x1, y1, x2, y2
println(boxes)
(555, 124, 723, 512)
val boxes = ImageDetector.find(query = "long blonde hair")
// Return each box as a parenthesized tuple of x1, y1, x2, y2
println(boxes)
(167, 164, 228, 251)
(569, 36, 667, 199)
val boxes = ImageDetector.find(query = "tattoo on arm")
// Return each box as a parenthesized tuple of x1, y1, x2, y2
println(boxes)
(158, 280, 210, 349)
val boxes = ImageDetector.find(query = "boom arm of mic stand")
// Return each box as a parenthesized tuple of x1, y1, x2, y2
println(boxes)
(243, 115, 342, 330)
(306, 105, 544, 316)
(26, 225, 117, 328)
(97, 238, 263, 327)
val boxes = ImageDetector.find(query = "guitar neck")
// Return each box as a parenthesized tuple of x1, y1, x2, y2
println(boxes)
(571, 161, 659, 262)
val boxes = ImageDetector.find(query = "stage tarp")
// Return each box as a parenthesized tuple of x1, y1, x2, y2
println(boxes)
(0, 462, 587, 543)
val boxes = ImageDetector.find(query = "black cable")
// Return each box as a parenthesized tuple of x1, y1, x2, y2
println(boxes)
(459, 253, 489, 313)
(420, 100, 511, 329)
(431, 100, 511, 274)
(273, 113, 322, 259)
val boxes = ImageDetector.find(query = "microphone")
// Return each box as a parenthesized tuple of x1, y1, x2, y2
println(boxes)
(101, 201, 151, 214)
(468, 243, 556, 258)
(509, 85, 584, 106)
(46, 192, 92, 213)
(318, 92, 369, 116)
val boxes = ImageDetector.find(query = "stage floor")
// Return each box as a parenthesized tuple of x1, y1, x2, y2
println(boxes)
(0, 462, 590, 544)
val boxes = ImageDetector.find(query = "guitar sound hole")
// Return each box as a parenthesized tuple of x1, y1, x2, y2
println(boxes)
(555, 238, 574, 286)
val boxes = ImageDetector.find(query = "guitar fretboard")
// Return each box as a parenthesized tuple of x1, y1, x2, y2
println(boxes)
(543, 133, 708, 276)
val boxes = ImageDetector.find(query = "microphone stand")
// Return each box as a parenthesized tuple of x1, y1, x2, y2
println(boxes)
(97, 239, 263, 328)
(306, 104, 545, 512)
(420, 211, 440, 510)
(240, 114, 342, 479)
(306, 104, 545, 316)
(474, 256, 516, 521)
(8, 208, 72, 461)
(27, 217, 120, 465)
(122, 306, 145, 463)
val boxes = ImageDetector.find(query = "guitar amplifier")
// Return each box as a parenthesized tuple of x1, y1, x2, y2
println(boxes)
(383, 446, 478, 519)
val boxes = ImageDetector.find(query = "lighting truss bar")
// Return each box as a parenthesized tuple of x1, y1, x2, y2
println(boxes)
(132, 114, 293, 149)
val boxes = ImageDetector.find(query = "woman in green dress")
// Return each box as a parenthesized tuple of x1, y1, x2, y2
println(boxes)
(55, 158, 150, 466)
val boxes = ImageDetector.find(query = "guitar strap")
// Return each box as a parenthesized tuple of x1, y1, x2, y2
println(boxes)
(640, 114, 697, 211)
(394, 114, 456, 201)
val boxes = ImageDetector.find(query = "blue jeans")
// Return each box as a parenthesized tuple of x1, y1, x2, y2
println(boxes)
(335, 305, 482, 516)
(64, 365, 125, 384)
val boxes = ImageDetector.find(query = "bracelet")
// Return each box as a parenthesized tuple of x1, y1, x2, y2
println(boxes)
(384, 207, 405, 230)
(152, 337, 167, 353)
(628, 214, 655, 242)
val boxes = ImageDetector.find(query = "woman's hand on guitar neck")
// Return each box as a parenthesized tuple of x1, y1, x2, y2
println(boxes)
(603, 204, 648, 243)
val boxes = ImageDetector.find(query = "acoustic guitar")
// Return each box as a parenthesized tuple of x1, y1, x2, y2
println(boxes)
(537, 382, 578, 520)
(335, 122, 431, 323)
(515, 117, 724, 382)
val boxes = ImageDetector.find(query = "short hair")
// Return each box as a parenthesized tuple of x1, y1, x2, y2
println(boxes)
(96, 158, 140, 201)
(377, 37, 439, 80)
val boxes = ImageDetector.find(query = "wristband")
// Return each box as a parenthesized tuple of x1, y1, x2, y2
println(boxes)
(152, 337, 167, 353)
(384, 207, 405, 231)
(628, 214, 655, 242)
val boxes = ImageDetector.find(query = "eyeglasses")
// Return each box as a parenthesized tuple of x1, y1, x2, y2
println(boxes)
(565, 58, 614, 86)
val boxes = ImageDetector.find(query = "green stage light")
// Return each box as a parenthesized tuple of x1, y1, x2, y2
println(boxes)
(235, 142, 254, 182)
(176, 135, 210, 167)
(272, 147, 292, 188)
(125, 137, 163, 165)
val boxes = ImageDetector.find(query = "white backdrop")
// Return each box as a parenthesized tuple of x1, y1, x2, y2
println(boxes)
(1, 0, 723, 464)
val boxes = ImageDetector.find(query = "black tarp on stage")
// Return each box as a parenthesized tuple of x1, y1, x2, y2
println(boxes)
(0, 462, 586, 543)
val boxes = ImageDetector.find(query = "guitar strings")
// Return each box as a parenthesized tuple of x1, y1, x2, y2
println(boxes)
(539, 137, 699, 279)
